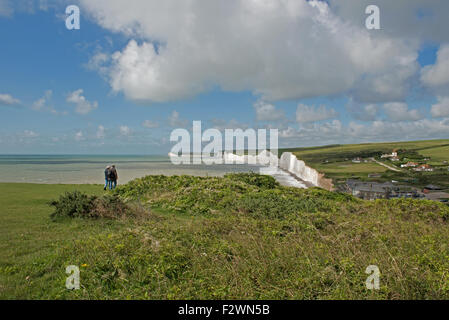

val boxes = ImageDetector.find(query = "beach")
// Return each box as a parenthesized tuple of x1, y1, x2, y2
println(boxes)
(0, 155, 263, 184)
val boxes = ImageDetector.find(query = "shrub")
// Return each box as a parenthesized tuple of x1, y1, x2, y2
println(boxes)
(49, 191, 142, 220)
(49, 191, 95, 220)
(91, 194, 141, 219)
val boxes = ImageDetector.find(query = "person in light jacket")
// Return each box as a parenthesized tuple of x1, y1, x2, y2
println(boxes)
(104, 166, 111, 190)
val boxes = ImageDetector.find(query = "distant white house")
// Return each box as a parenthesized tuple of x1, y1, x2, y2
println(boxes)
(401, 162, 418, 168)
(381, 149, 398, 160)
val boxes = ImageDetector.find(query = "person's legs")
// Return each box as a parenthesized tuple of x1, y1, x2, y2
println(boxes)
(108, 180, 113, 190)
(113, 179, 117, 189)
(104, 179, 109, 190)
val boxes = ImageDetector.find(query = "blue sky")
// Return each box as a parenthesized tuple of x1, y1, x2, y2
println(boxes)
(0, 0, 448, 154)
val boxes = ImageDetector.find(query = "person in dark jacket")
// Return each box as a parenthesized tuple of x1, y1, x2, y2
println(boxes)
(104, 166, 111, 190)
(109, 165, 118, 189)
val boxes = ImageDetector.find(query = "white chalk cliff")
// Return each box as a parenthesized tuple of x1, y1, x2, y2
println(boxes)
(168, 150, 333, 190)
(279, 152, 319, 186)
(226, 150, 333, 190)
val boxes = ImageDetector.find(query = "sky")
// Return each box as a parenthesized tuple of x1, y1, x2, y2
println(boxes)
(0, 0, 448, 154)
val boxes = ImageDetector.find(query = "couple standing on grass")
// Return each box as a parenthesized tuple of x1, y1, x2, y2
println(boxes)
(104, 165, 118, 190)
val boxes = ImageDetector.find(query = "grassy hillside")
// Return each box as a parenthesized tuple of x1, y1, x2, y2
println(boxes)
(282, 139, 449, 190)
(283, 139, 449, 160)
(2, 174, 449, 299)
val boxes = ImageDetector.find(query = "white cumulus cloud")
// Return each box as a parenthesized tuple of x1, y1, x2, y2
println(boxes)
(82, 0, 418, 103)
(430, 96, 449, 118)
(67, 89, 98, 115)
(383, 103, 423, 122)
(32, 90, 53, 111)
(253, 100, 285, 122)
(279, 118, 449, 148)
(421, 45, 449, 90)
(296, 104, 338, 123)
(0, 93, 20, 106)
(119, 125, 131, 136)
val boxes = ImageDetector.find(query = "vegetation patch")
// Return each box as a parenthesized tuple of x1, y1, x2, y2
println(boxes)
(49, 191, 145, 220)
(115, 173, 357, 217)
(2, 173, 449, 299)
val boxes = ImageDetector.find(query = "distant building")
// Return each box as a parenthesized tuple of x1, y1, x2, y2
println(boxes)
(390, 190, 423, 199)
(381, 149, 399, 160)
(401, 162, 418, 168)
(345, 180, 393, 200)
(345, 179, 421, 200)
(414, 164, 434, 172)
(352, 157, 362, 163)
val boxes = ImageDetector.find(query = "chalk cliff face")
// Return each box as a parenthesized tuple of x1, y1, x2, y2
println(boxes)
(222, 150, 334, 191)
(169, 150, 333, 190)
(279, 152, 333, 191)
(279, 152, 319, 185)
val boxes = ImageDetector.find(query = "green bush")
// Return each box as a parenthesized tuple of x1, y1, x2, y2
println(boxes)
(49, 191, 95, 220)
(49, 191, 140, 220)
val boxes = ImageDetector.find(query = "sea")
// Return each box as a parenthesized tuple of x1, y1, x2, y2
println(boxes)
(0, 155, 264, 184)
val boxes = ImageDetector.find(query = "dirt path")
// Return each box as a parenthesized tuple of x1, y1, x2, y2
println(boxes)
(370, 158, 402, 172)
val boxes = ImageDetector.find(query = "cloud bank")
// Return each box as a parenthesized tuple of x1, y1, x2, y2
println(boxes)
(82, 0, 419, 104)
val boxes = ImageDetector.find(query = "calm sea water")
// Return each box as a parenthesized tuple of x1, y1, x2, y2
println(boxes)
(0, 155, 262, 184)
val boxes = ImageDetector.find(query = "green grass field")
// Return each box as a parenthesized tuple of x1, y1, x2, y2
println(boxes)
(283, 139, 449, 189)
(313, 162, 387, 174)
(2, 174, 449, 300)
(0, 183, 119, 299)
(421, 145, 449, 163)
